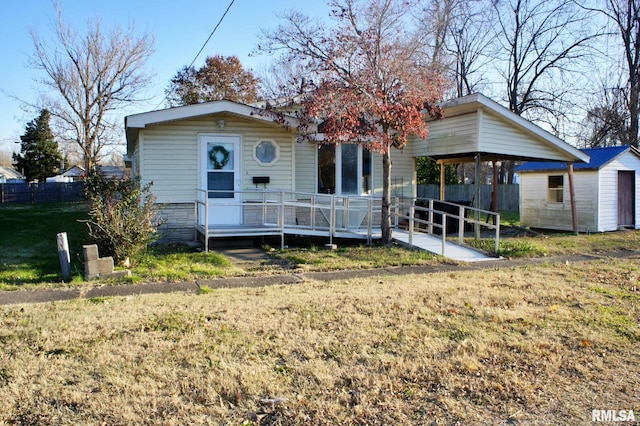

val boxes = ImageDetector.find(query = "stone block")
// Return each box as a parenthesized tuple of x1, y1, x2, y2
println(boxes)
(83, 244, 131, 280)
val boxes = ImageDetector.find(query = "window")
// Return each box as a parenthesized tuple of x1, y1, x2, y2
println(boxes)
(254, 139, 279, 165)
(548, 175, 564, 203)
(317, 143, 372, 195)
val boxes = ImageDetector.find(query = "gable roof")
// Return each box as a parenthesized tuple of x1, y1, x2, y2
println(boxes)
(0, 166, 25, 180)
(515, 146, 639, 173)
(61, 165, 85, 177)
(417, 93, 590, 164)
(125, 100, 299, 153)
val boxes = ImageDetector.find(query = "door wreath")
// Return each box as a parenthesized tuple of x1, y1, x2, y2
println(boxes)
(209, 145, 230, 169)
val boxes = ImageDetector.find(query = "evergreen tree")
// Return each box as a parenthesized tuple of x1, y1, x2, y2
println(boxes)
(13, 110, 62, 182)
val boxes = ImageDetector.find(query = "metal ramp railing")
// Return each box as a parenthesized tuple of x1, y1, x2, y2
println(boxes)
(195, 189, 500, 258)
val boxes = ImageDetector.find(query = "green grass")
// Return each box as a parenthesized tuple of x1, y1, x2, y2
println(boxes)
(2, 203, 640, 288)
(0, 203, 89, 289)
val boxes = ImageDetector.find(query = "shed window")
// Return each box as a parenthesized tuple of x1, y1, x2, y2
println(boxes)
(548, 175, 564, 203)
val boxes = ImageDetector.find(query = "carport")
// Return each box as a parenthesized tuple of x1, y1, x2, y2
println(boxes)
(412, 93, 590, 232)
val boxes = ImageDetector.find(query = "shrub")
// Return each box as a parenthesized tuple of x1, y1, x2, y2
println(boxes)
(83, 172, 163, 264)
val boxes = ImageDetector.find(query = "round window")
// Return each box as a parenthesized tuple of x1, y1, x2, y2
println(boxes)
(254, 140, 279, 165)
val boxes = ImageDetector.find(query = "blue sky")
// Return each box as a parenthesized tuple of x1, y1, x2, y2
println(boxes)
(0, 0, 330, 153)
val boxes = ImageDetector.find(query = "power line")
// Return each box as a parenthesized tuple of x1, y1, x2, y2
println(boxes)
(155, 0, 236, 110)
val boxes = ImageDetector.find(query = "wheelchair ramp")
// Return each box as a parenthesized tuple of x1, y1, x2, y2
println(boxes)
(393, 229, 496, 262)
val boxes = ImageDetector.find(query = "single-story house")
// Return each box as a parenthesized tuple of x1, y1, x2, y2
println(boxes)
(124, 93, 588, 244)
(516, 145, 640, 232)
(61, 165, 85, 181)
(0, 167, 26, 183)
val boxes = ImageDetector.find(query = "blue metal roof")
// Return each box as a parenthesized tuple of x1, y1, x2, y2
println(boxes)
(515, 146, 632, 173)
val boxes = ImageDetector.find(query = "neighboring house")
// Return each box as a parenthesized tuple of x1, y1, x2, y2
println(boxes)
(61, 165, 85, 181)
(125, 94, 588, 244)
(98, 165, 127, 180)
(516, 146, 640, 232)
(0, 167, 26, 183)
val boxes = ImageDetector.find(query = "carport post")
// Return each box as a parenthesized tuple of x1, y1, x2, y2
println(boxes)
(439, 161, 445, 200)
(568, 162, 578, 234)
(474, 154, 481, 239)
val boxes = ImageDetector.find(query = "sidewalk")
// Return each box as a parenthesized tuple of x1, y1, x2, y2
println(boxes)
(1, 250, 638, 306)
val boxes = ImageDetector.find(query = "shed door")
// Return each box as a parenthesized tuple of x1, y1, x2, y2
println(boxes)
(618, 171, 635, 228)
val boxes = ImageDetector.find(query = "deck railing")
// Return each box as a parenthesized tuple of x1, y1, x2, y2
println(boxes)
(195, 189, 499, 255)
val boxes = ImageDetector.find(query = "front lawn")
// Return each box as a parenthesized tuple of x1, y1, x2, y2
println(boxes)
(1, 258, 638, 424)
(0, 203, 89, 289)
(1, 202, 640, 289)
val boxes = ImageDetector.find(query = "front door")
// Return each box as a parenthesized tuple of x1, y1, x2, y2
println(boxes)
(618, 171, 635, 228)
(200, 134, 241, 226)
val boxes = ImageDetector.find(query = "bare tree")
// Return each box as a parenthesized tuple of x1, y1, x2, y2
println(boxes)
(445, 0, 496, 97)
(256, 57, 317, 101)
(583, 0, 640, 147)
(0, 149, 13, 167)
(579, 72, 632, 147)
(30, 9, 154, 172)
(489, 0, 602, 182)
(493, 0, 599, 118)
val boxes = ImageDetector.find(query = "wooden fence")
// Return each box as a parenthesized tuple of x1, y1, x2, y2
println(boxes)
(417, 184, 519, 212)
(0, 182, 520, 211)
(0, 182, 85, 204)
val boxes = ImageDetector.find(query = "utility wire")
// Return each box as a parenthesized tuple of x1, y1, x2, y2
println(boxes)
(155, 0, 236, 109)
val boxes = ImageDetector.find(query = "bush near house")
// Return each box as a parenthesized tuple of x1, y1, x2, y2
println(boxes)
(83, 172, 163, 265)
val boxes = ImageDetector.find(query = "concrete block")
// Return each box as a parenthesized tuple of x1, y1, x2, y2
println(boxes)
(83, 244, 131, 280)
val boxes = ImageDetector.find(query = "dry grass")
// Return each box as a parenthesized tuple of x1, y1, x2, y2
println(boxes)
(1, 257, 639, 425)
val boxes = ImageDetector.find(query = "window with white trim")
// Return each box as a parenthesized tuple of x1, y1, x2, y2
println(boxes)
(548, 175, 564, 203)
(254, 139, 279, 165)
(317, 143, 372, 195)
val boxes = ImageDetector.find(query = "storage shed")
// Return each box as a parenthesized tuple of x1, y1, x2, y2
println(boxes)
(516, 146, 640, 232)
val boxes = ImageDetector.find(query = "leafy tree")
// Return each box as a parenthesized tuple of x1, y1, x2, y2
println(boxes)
(13, 110, 62, 182)
(83, 172, 163, 265)
(416, 157, 460, 185)
(30, 8, 154, 173)
(259, 0, 447, 245)
(166, 55, 260, 106)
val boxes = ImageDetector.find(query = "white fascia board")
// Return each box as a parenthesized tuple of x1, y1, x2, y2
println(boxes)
(126, 100, 299, 129)
(440, 93, 590, 164)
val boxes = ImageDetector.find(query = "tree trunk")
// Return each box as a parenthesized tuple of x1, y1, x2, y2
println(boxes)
(381, 149, 392, 246)
(630, 80, 639, 147)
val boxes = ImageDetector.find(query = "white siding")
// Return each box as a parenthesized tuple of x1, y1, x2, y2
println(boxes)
(390, 148, 416, 198)
(295, 140, 316, 194)
(520, 171, 598, 232)
(139, 114, 295, 203)
(412, 113, 478, 157)
(365, 148, 416, 198)
(480, 112, 576, 161)
(598, 152, 640, 231)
